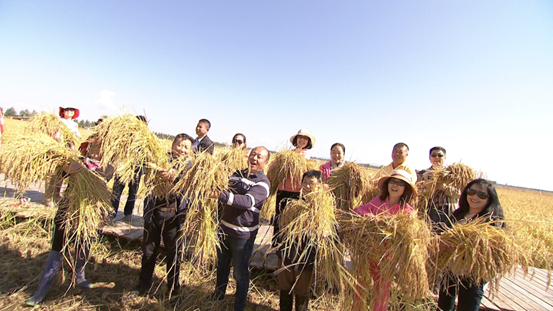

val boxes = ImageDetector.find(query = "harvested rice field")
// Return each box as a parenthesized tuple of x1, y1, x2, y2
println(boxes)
(1, 118, 553, 310)
(2, 180, 552, 310)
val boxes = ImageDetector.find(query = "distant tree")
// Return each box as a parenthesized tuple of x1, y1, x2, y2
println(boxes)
(4, 107, 16, 116)
(31, 110, 38, 116)
(155, 132, 175, 141)
(77, 120, 95, 128)
(20, 109, 31, 117)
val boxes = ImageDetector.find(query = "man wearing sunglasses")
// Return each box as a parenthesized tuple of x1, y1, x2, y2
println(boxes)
(418, 146, 461, 295)
(418, 146, 461, 230)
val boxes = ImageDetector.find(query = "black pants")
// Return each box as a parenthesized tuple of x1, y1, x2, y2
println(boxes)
(272, 190, 300, 247)
(51, 197, 89, 267)
(138, 207, 181, 293)
(437, 276, 484, 311)
(112, 169, 142, 216)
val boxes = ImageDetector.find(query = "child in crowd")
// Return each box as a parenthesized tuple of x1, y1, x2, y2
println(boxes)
(193, 118, 214, 154)
(277, 170, 322, 311)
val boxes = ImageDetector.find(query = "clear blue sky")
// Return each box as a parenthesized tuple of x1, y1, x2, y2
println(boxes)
(1, 1, 552, 191)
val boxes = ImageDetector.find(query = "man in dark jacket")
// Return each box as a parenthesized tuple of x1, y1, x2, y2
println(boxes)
(211, 146, 271, 311)
(193, 118, 214, 154)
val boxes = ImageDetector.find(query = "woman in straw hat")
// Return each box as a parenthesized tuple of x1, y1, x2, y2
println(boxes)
(271, 129, 316, 241)
(268, 129, 316, 309)
(352, 169, 417, 311)
(289, 128, 315, 160)
(437, 178, 505, 311)
(271, 128, 316, 229)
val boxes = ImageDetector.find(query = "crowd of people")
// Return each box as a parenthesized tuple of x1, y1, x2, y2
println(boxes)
(12, 108, 506, 311)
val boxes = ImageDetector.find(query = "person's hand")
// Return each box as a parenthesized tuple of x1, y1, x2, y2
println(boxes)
(438, 238, 455, 253)
(64, 161, 84, 175)
(53, 130, 62, 142)
(209, 190, 220, 199)
(159, 169, 176, 180)
(436, 182, 447, 191)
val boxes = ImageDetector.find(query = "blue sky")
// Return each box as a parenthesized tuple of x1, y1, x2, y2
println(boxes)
(1, 1, 552, 191)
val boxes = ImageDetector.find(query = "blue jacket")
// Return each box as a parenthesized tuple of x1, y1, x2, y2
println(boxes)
(219, 169, 270, 239)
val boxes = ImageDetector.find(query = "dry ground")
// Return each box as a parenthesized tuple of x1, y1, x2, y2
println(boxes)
(1, 118, 552, 310)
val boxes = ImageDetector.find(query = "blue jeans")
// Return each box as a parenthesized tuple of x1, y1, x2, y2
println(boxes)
(215, 234, 256, 311)
(437, 276, 484, 311)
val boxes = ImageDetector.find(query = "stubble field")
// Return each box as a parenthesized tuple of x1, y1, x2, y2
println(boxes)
(0, 117, 551, 310)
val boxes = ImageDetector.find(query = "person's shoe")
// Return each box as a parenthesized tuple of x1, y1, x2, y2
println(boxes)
(122, 215, 133, 223)
(295, 294, 309, 311)
(279, 290, 294, 311)
(128, 284, 149, 298)
(169, 288, 182, 305)
(75, 244, 93, 289)
(212, 291, 225, 303)
(25, 251, 63, 306)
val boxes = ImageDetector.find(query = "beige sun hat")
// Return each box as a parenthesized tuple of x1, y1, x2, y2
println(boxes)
(377, 169, 418, 198)
(290, 129, 316, 149)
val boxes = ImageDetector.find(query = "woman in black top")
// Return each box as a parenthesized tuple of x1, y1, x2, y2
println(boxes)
(437, 178, 505, 311)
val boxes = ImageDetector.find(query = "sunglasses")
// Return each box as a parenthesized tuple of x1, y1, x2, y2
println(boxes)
(431, 154, 444, 158)
(233, 139, 244, 144)
(389, 179, 406, 187)
(466, 188, 489, 200)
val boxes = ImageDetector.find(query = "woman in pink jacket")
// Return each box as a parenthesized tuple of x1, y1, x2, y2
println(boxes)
(352, 169, 417, 311)
(319, 143, 346, 181)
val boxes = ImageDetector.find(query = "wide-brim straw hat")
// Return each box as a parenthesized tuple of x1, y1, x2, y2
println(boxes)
(290, 129, 316, 149)
(377, 169, 418, 198)
(59, 107, 80, 119)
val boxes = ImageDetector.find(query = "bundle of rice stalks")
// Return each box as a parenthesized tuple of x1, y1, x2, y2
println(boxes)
(416, 163, 476, 214)
(266, 149, 316, 195)
(260, 194, 276, 222)
(215, 147, 248, 176)
(25, 113, 81, 147)
(433, 218, 532, 294)
(172, 152, 229, 266)
(277, 185, 347, 288)
(94, 114, 168, 188)
(62, 167, 113, 249)
(326, 162, 376, 211)
(446, 163, 477, 189)
(341, 212, 433, 304)
(145, 156, 190, 199)
(0, 133, 79, 195)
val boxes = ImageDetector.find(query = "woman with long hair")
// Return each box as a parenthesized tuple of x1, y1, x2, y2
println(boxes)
(437, 178, 505, 311)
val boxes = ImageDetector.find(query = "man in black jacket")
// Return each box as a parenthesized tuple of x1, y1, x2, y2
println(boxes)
(193, 118, 214, 154)
(211, 146, 271, 311)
